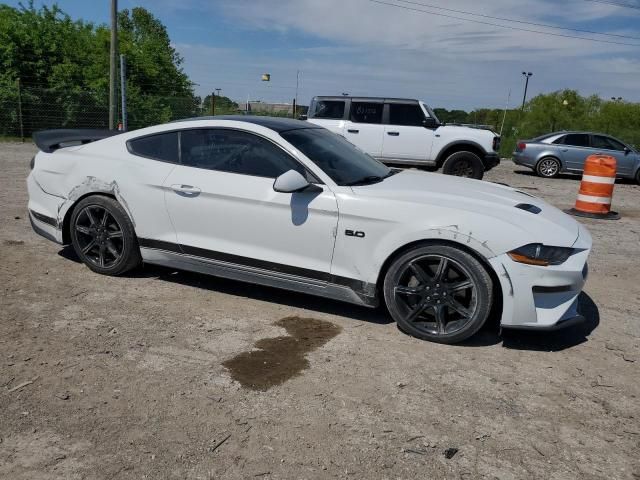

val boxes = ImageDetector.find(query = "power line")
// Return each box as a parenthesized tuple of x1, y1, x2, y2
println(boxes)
(365, 0, 640, 46)
(581, 0, 640, 10)
(394, 0, 640, 40)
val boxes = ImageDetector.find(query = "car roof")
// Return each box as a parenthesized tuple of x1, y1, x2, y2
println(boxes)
(312, 96, 420, 104)
(171, 115, 321, 133)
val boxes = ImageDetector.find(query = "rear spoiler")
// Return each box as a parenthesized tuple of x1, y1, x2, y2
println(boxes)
(33, 129, 121, 153)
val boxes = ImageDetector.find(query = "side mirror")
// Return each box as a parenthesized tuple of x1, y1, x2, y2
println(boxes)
(273, 169, 311, 193)
(422, 117, 438, 128)
(624, 146, 631, 155)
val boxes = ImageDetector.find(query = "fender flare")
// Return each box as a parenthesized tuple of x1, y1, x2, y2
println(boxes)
(435, 140, 488, 164)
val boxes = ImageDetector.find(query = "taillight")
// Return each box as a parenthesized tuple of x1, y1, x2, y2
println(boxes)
(493, 136, 501, 151)
(517, 142, 526, 151)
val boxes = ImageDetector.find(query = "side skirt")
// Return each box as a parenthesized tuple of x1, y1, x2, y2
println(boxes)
(140, 247, 379, 308)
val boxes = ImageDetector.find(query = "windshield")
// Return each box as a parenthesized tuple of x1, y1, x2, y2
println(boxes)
(280, 128, 391, 186)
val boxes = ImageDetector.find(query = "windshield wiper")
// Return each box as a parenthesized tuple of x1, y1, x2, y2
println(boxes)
(345, 170, 396, 186)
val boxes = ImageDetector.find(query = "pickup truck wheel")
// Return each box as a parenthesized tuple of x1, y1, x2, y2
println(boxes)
(442, 152, 484, 180)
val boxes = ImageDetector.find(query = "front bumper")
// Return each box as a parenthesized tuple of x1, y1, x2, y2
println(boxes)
(488, 223, 592, 330)
(483, 153, 500, 171)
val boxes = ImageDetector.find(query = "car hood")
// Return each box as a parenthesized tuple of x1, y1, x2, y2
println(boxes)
(351, 169, 581, 248)
(438, 124, 497, 137)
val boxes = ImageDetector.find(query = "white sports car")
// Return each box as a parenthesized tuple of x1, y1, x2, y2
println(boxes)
(28, 117, 592, 344)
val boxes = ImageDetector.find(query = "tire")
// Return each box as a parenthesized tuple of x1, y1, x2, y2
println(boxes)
(635, 169, 640, 185)
(441, 151, 484, 180)
(69, 195, 141, 276)
(383, 244, 493, 344)
(535, 157, 561, 178)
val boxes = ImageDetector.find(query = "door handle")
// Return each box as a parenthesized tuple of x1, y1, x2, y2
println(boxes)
(561, 149, 568, 152)
(387, 131, 400, 136)
(347, 129, 359, 134)
(171, 184, 201, 195)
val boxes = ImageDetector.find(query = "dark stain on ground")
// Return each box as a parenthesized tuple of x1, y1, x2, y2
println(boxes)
(223, 316, 342, 391)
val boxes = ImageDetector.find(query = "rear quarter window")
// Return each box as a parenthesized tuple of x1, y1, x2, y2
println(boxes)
(128, 132, 179, 163)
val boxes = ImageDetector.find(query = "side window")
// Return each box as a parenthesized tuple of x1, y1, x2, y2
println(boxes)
(563, 134, 589, 147)
(388, 103, 425, 126)
(592, 135, 625, 151)
(180, 129, 307, 179)
(312, 100, 345, 119)
(350, 102, 383, 124)
(128, 132, 179, 162)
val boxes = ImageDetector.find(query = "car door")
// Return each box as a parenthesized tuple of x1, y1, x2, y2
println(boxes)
(163, 128, 339, 276)
(344, 100, 384, 158)
(382, 102, 434, 163)
(590, 134, 633, 176)
(556, 133, 590, 171)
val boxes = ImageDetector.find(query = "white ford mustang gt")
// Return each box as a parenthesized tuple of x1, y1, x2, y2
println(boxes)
(28, 116, 592, 343)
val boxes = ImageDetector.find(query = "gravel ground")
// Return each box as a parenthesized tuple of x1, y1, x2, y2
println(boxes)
(1, 142, 639, 480)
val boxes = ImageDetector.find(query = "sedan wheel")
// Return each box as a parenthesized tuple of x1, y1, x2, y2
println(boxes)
(70, 195, 141, 276)
(383, 245, 493, 344)
(536, 157, 561, 178)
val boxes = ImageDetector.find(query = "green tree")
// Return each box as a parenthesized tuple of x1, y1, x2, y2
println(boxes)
(0, 2, 197, 135)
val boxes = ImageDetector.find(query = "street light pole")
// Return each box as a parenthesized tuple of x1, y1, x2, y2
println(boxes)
(294, 70, 300, 118)
(521, 71, 532, 110)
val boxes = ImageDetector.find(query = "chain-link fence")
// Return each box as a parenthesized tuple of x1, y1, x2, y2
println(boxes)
(0, 81, 201, 139)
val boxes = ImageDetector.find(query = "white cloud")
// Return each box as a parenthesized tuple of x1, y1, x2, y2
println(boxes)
(175, 0, 640, 108)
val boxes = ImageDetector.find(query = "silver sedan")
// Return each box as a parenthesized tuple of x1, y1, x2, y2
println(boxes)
(512, 131, 640, 183)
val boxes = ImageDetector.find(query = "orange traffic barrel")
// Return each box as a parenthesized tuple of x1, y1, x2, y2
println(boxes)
(566, 154, 620, 220)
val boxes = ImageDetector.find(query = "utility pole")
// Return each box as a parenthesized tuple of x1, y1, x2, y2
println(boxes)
(521, 71, 532, 110)
(499, 89, 511, 137)
(211, 91, 215, 116)
(109, 0, 118, 130)
(119, 54, 127, 131)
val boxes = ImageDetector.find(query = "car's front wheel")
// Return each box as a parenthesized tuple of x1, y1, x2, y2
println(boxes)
(536, 157, 561, 178)
(69, 195, 141, 276)
(441, 151, 484, 180)
(383, 244, 493, 344)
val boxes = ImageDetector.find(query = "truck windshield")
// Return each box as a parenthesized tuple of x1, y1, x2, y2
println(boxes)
(281, 128, 391, 186)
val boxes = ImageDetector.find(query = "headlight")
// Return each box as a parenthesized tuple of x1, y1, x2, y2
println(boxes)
(507, 243, 574, 266)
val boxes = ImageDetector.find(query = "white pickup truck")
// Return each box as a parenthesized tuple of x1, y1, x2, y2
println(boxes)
(305, 96, 500, 179)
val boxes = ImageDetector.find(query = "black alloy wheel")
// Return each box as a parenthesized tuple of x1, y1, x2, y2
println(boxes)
(383, 244, 493, 343)
(70, 195, 141, 275)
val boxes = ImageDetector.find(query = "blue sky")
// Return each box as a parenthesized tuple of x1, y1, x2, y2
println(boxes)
(5, 0, 640, 109)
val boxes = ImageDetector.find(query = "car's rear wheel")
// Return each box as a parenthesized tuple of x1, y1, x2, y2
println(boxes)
(70, 195, 141, 276)
(536, 157, 561, 178)
(442, 151, 484, 180)
(635, 169, 640, 185)
(383, 244, 493, 344)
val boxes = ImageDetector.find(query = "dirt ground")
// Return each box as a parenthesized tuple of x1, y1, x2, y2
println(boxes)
(1, 142, 639, 480)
